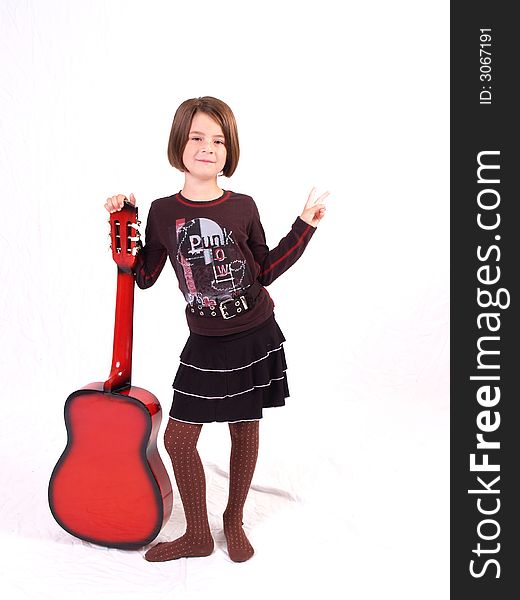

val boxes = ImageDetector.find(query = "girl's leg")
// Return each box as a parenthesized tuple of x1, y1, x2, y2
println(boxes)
(223, 420, 260, 562)
(144, 419, 214, 562)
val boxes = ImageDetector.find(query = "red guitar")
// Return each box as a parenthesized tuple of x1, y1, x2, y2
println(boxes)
(48, 201, 173, 549)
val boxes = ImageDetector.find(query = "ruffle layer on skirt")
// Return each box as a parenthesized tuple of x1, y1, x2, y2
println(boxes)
(170, 314, 289, 423)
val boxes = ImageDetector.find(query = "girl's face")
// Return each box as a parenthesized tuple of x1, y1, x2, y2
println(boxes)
(182, 111, 227, 180)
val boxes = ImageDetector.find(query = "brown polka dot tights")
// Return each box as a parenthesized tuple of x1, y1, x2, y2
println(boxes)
(144, 418, 259, 563)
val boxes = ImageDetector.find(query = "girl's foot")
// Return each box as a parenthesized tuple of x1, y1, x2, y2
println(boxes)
(223, 513, 254, 562)
(144, 534, 214, 562)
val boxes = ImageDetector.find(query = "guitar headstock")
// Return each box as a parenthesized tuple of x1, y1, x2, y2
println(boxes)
(108, 201, 142, 272)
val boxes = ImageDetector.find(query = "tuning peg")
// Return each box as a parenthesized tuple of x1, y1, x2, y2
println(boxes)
(132, 240, 143, 255)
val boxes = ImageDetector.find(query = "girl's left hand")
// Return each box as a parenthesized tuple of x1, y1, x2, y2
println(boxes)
(300, 187, 329, 227)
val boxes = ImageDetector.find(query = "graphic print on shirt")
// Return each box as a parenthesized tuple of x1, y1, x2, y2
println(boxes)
(175, 217, 252, 309)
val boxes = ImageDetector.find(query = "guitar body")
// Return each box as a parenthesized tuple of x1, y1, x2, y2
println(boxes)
(48, 201, 173, 549)
(49, 383, 173, 549)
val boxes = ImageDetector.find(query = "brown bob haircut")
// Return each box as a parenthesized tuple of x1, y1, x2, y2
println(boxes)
(167, 96, 240, 178)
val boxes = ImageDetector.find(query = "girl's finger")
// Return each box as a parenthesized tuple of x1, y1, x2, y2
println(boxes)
(306, 187, 317, 206)
(318, 191, 330, 202)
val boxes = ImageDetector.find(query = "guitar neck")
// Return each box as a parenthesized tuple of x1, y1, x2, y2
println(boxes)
(103, 264, 135, 392)
(103, 202, 141, 392)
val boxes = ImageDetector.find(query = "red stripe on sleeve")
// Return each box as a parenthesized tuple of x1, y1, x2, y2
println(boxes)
(259, 224, 312, 276)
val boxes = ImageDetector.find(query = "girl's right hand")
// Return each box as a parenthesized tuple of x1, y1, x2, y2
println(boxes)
(104, 192, 137, 213)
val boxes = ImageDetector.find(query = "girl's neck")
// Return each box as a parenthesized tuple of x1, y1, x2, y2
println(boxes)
(181, 178, 223, 201)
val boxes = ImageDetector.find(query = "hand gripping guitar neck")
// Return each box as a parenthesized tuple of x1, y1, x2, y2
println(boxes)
(48, 202, 173, 549)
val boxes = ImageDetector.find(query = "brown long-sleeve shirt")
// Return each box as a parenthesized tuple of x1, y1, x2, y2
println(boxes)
(133, 190, 316, 335)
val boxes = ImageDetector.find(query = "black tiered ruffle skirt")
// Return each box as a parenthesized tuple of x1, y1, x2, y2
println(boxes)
(170, 314, 289, 423)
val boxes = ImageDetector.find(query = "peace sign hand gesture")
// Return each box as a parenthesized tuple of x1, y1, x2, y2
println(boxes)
(300, 187, 329, 227)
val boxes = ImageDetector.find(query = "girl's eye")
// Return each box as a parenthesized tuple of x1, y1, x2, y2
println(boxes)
(189, 137, 224, 144)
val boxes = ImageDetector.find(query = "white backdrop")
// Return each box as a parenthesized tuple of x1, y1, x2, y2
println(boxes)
(0, 1, 449, 598)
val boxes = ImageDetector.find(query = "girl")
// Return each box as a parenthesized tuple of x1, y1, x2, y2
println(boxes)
(104, 96, 328, 563)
